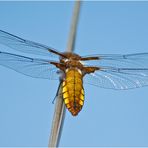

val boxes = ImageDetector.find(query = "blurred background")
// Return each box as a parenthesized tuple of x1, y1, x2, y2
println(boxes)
(0, 1, 148, 147)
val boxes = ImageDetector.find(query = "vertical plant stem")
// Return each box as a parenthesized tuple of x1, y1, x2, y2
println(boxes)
(48, 1, 81, 147)
(67, 1, 81, 52)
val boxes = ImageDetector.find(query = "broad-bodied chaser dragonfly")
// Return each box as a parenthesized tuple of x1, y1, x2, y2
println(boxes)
(0, 30, 148, 116)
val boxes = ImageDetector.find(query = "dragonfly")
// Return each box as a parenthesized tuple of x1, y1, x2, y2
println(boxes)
(0, 30, 148, 116)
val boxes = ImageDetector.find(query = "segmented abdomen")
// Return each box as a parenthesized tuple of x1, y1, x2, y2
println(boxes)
(62, 68, 84, 116)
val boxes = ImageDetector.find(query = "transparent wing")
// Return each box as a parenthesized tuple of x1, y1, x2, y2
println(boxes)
(0, 30, 60, 58)
(83, 53, 148, 89)
(82, 53, 148, 68)
(0, 51, 59, 80)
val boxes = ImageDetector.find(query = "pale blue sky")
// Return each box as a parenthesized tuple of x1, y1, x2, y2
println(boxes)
(0, 1, 148, 147)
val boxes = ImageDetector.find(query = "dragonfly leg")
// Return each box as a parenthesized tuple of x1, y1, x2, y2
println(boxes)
(52, 80, 63, 104)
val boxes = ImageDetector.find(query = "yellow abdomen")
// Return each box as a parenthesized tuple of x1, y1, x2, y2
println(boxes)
(62, 68, 84, 116)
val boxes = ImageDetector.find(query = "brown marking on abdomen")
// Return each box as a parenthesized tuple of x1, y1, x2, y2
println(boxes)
(62, 68, 84, 116)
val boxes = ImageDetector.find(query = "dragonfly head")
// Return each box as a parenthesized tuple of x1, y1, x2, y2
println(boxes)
(60, 52, 81, 61)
